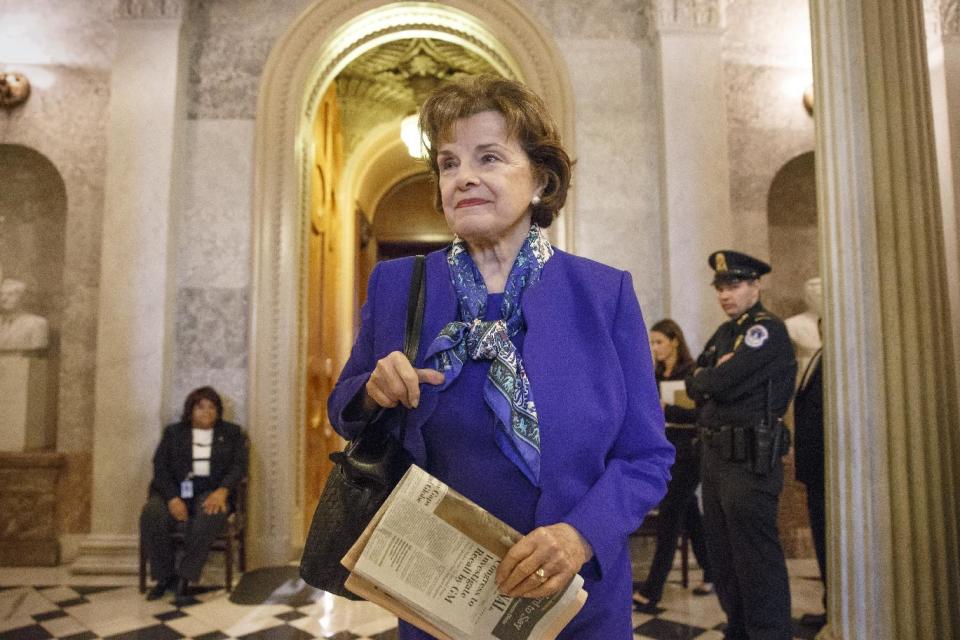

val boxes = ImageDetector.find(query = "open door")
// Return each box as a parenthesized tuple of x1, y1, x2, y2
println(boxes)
(304, 84, 345, 537)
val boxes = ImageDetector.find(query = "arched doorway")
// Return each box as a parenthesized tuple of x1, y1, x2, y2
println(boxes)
(372, 173, 452, 261)
(248, 0, 575, 567)
(766, 151, 818, 319)
(302, 37, 491, 535)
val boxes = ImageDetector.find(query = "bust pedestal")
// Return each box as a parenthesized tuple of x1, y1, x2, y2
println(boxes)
(0, 452, 64, 565)
(0, 353, 51, 451)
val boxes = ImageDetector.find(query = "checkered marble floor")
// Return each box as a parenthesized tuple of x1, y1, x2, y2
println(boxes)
(0, 561, 825, 640)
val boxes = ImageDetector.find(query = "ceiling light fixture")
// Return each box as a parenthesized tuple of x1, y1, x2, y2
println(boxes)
(401, 113, 427, 159)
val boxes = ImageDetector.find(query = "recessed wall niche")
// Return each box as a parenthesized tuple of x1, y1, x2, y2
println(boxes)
(765, 151, 818, 320)
(765, 150, 818, 559)
(0, 144, 67, 450)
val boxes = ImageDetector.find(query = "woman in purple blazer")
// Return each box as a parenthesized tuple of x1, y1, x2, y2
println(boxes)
(328, 75, 674, 639)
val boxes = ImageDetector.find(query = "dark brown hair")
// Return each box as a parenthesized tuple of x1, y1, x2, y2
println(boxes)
(418, 75, 572, 228)
(650, 319, 694, 378)
(181, 386, 224, 424)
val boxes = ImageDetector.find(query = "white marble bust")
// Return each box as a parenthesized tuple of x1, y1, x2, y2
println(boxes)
(785, 277, 822, 385)
(0, 279, 49, 351)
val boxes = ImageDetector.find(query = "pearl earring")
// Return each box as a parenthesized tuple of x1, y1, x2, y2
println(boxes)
(531, 195, 542, 206)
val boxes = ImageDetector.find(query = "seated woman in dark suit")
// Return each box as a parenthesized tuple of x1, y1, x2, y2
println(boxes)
(140, 386, 247, 603)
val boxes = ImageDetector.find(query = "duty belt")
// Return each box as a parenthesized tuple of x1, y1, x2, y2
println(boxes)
(701, 424, 754, 463)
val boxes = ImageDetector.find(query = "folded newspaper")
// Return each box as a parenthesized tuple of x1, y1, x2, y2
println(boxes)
(341, 465, 588, 640)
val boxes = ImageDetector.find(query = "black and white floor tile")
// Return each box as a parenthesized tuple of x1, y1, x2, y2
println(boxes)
(0, 561, 826, 640)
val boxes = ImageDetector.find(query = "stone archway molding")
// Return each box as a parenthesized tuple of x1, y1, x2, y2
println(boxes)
(249, 0, 575, 566)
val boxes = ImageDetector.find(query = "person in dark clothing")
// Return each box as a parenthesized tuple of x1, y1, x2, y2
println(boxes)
(140, 386, 247, 604)
(634, 319, 714, 612)
(686, 251, 797, 640)
(794, 342, 826, 629)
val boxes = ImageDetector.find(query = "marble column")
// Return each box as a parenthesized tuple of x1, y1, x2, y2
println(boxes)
(809, 0, 960, 637)
(73, 0, 187, 574)
(651, 0, 734, 350)
(937, 1, 960, 401)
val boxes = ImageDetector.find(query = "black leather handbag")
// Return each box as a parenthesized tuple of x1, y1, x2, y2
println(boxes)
(299, 255, 425, 599)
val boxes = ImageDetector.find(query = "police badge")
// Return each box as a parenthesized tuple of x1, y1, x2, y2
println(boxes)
(744, 324, 769, 348)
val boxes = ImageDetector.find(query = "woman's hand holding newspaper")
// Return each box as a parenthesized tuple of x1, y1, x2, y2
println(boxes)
(496, 523, 594, 598)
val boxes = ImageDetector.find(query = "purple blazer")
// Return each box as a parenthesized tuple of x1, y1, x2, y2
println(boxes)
(329, 249, 673, 583)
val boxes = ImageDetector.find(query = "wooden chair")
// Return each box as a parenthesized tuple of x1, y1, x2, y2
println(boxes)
(633, 508, 691, 588)
(138, 478, 248, 593)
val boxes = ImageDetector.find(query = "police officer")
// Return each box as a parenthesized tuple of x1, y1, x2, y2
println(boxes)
(686, 250, 797, 640)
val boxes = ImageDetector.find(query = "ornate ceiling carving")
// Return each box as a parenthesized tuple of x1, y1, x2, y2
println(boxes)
(336, 76, 410, 113)
(336, 38, 499, 155)
(114, 0, 183, 19)
(337, 38, 498, 112)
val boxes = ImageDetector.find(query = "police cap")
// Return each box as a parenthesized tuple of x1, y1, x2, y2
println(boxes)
(708, 250, 771, 285)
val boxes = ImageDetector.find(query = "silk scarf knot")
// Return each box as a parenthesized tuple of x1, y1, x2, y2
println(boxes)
(425, 224, 553, 486)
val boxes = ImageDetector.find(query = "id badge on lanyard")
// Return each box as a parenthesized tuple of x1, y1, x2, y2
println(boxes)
(180, 473, 194, 499)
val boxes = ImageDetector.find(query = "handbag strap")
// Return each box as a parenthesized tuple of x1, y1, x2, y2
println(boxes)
(346, 255, 426, 447)
(403, 255, 426, 364)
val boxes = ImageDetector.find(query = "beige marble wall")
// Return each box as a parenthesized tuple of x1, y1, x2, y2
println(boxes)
(721, 0, 818, 559)
(168, 120, 254, 427)
(0, 64, 111, 457)
(523, 0, 663, 316)
(766, 152, 819, 319)
(172, 1, 319, 429)
(0, 1, 116, 538)
(89, 2, 192, 542)
(722, 0, 817, 319)
(653, 12, 736, 352)
(0, 0, 117, 68)
(185, 0, 313, 119)
(524, 0, 650, 40)
(560, 39, 664, 319)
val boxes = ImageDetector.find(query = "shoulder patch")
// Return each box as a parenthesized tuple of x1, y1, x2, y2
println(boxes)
(744, 324, 770, 348)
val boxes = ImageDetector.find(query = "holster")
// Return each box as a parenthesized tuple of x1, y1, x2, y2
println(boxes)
(704, 419, 790, 473)
(752, 417, 790, 474)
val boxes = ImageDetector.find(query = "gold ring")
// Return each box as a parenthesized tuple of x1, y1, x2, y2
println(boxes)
(535, 568, 546, 583)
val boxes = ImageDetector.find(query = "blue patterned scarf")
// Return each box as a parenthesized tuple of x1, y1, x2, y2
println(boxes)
(424, 224, 554, 486)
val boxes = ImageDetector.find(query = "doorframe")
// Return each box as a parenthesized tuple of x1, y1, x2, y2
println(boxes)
(248, 0, 575, 567)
